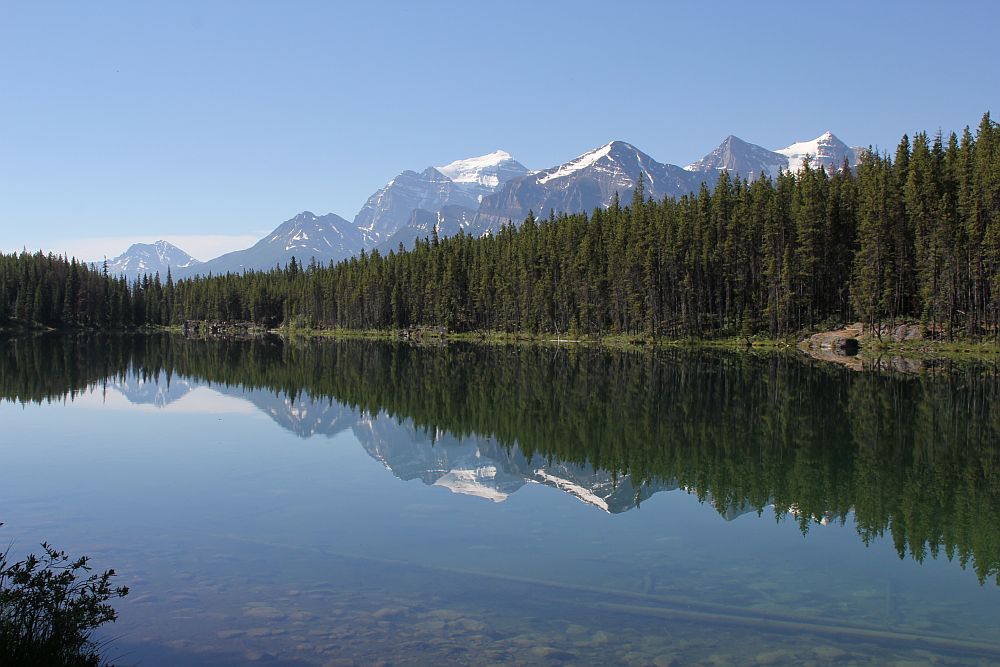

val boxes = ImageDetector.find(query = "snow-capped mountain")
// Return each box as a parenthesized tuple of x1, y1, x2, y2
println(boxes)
(435, 150, 529, 189)
(181, 211, 360, 277)
(474, 141, 698, 232)
(685, 135, 790, 182)
(354, 151, 529, 245)
(776, 131, 864, 174)
(111, 131, 869, 278)
(102, 240, 200, 279)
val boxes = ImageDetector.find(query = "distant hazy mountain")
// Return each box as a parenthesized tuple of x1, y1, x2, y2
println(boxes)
(101, 240, 200, 279)
(181, 211, 360, 277)
(685, 135, 789, 182)
(474, 141, 698, 233)
(374, 204, 478, 254)
(776, 131, 863, 174)
(354, 151, 529, 245)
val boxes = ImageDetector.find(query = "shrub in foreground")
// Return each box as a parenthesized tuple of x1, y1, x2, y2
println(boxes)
(0, 525, 129, 666)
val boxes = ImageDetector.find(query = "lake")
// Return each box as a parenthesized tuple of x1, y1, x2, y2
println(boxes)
(2, 335, 999, 666)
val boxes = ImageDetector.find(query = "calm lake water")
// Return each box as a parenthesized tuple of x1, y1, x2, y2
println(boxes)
(2, 335, 999, 666)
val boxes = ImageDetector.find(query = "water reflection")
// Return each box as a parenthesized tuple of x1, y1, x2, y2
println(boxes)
(99, 360, 672, 513)
(3, 333, 999, 586)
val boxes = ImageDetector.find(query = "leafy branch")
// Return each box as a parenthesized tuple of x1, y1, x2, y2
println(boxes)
(0, 523, 129, 667)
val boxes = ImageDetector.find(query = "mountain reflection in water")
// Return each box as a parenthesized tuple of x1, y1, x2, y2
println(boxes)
(2, 333, 999, 585)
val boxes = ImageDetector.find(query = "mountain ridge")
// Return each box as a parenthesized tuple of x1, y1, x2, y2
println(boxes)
(127, 131, 867, 278)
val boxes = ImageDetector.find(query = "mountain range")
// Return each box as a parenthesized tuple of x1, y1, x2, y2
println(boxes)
(101, 132, 865, 279)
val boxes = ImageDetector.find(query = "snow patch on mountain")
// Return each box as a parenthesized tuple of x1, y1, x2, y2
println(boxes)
(433, 466, 509, 502)
(436, 150, 519, 187)
(537, 143, 613, 185)
(531, 469, 610, 512)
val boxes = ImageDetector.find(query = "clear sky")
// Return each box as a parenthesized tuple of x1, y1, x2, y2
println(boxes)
(2, 1, 997, 261)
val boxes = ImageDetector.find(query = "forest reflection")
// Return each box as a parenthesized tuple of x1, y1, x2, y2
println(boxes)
(2, 333, 999, 584)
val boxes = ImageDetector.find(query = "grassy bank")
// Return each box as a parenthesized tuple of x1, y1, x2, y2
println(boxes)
(861, 338, 1000, 359)
(277, 324, 1000, 363)
(8, 320, 997, 362)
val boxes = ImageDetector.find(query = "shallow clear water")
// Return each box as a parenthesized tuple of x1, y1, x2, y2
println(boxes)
(1, 335, 999, 665)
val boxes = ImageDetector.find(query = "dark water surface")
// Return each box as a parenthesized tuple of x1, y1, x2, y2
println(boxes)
(2, 335, 999, 666)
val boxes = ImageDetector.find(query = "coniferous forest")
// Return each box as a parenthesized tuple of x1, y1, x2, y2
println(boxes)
(2, 114, 999, 339)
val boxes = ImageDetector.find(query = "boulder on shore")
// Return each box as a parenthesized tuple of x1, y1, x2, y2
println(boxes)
(800, 324, 864, 354)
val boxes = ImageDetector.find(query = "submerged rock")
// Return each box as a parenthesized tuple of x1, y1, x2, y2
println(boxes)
(371, 606, 408, 620)
(755, 648, 797, 665)
(653, 656, 679, 667)
(812, 645, 845, 660)
(243, 605, 286, 620)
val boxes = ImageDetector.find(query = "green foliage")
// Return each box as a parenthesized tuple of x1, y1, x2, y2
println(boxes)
(0, 527, 129, 666)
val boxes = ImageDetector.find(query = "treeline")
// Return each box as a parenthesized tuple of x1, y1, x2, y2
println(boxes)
(3, 334, 1000, 583)
(2, 113, 998, 338)
(0, 252, 174, 329)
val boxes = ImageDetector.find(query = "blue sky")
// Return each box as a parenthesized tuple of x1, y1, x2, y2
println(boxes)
(1, 1, 997, 261)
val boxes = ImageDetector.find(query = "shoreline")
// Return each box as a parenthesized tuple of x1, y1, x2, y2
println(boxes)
(3, 322, 999, 364)
(275, 325, 1000, 363)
